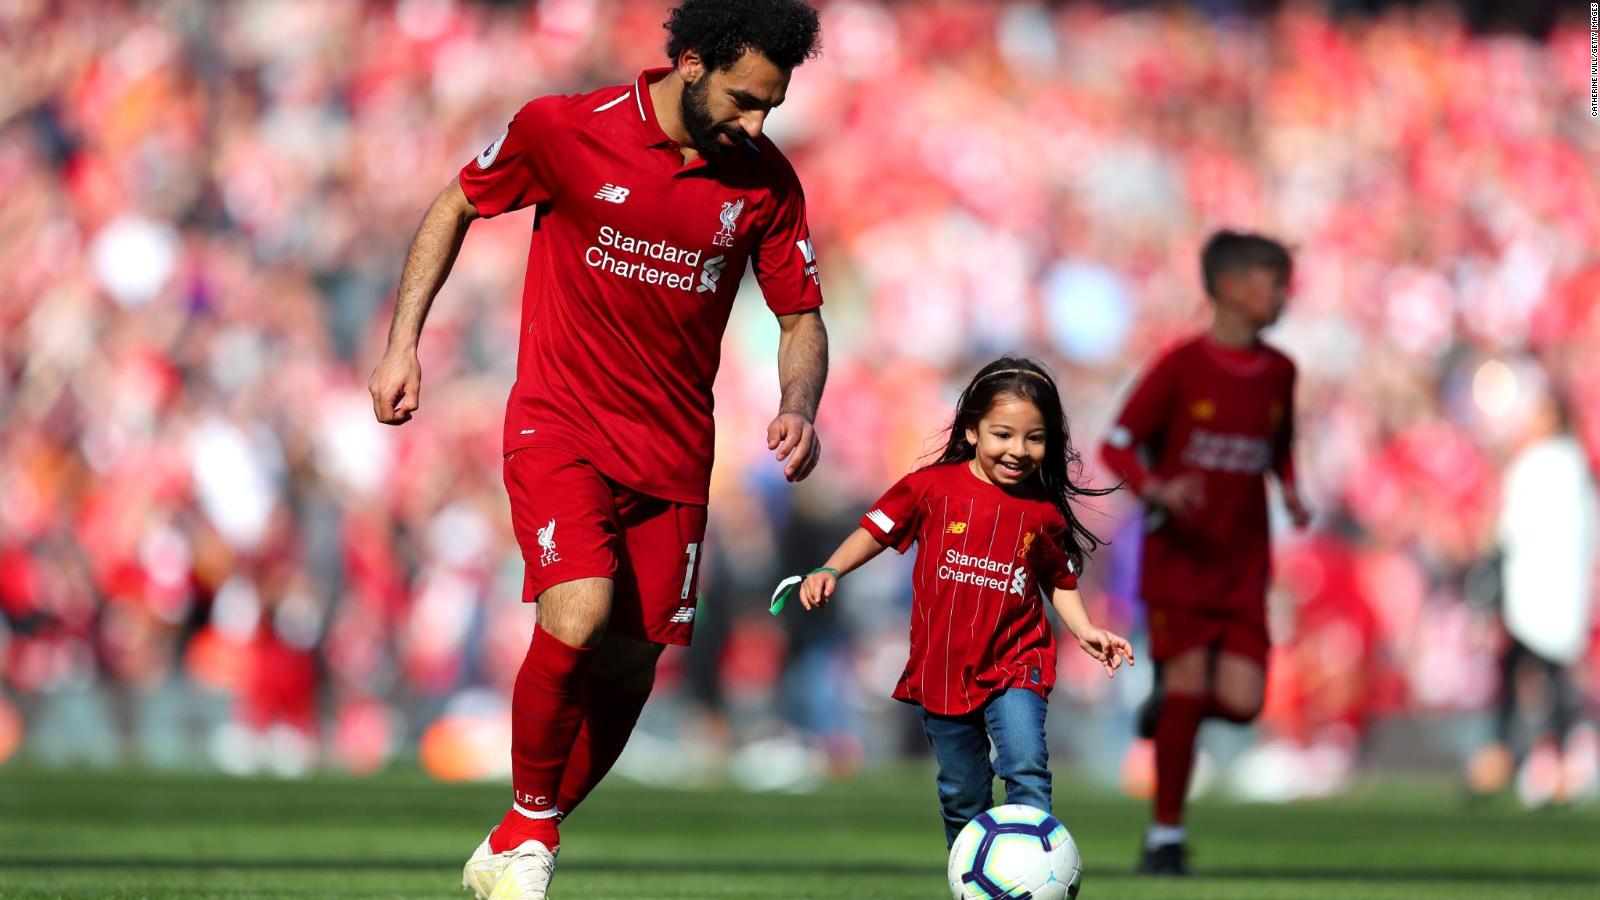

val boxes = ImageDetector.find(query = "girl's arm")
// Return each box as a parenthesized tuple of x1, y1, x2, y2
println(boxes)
(799, 528, 889, 611)
(1049, 587, 1135, 677)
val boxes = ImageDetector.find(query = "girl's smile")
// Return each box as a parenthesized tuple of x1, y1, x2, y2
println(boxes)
(965, 395, 1047, 488)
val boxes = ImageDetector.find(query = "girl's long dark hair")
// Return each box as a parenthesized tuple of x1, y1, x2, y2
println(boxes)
(925, 356, 1115, 574)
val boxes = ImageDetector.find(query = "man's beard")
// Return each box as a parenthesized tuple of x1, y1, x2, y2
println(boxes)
(680, 75, 743, 157)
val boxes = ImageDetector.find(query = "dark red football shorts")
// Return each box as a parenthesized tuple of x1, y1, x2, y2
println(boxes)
(1146, 603, 1269, 667)
(504, 446, 706, 646)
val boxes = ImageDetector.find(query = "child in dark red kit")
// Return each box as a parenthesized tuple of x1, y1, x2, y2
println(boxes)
(788, 357, 1134, 847)
(1101, 231, 1310, 876)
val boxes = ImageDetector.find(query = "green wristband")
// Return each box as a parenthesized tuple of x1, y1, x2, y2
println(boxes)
(769, 568, 840, 615)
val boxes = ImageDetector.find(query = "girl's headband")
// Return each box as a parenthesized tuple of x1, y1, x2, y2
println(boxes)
(975, 368, 1050, 384)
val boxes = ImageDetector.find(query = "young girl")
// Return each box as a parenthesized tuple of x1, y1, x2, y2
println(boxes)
(790, 356, 1133, 846)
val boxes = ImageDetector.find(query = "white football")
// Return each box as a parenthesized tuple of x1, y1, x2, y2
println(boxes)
(947, 804, 1082, 899)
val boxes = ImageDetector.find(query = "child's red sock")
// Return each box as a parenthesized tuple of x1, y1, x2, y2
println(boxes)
(490, 627, 596, 853)
(556, 675, 652, 815)
(1153, 692, 1208, 827)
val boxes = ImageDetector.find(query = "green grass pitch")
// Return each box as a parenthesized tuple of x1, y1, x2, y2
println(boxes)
(1, 766, 1596, 898)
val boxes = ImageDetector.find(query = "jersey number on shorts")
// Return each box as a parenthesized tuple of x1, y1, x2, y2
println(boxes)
(680, 542, 701, 601)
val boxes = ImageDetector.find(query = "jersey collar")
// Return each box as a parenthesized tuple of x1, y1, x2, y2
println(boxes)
(633, 66, 754, 176)
(634, 67, 677, 148)
(1200, 333, 1271, 376)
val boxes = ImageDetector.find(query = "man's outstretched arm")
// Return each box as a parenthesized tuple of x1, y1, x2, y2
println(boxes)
(767, 309, 828, 482)
(368, 180, 481, 425)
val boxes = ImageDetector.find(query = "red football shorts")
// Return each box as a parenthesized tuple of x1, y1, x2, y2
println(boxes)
(1145, 603, 1268, 666)
(504, 446, 706, 646)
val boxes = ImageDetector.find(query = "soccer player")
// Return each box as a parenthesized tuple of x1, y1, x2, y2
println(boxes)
(1099, 231, 1310, 876)
(367, 2, 826, 897)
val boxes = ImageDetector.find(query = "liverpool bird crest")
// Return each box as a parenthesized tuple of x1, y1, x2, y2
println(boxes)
(713, 198, 744, 247)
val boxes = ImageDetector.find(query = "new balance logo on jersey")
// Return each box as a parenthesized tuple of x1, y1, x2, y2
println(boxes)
(670, 607, 696, 624)
(697, 255, 727, 293)
(866, 509, 895, 532)
(594, 183, 631, 204)
(946, 522, 968, 534)
(537, 518, 561, 566)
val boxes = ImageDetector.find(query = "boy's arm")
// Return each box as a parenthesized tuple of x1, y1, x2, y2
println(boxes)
(1049, 586, 1134, 677)
(1273, 365, 1310, 527)
(1102, 353, 1201, 514)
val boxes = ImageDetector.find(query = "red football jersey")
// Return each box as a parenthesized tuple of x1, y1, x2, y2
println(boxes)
(1100, 334, 1297, 615)
(861, 462, 1080, 716)
(459, 68, 823, 505)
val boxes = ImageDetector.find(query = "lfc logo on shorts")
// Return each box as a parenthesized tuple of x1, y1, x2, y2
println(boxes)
(537, 518, 561, 566)
(712, 198, 744, 248)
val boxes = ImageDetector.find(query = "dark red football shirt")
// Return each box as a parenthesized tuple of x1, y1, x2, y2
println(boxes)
(861, 461, 1081, 716)
(1100, 334, 1298, 615)
(458, 68, 823, 504)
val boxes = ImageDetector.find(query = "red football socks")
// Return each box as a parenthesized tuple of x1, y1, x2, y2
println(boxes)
(556, 676, 653, 815)
(1153, 693, 1208, 825)
(492, 627, 596, 853)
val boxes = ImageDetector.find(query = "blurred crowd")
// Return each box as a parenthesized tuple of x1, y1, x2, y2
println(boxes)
(2, 0, 1597, 802)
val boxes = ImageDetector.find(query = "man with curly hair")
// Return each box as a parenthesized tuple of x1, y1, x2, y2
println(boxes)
(367, 2, 825, 897)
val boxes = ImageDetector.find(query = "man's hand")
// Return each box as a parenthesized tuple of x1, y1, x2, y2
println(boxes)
(767, 412, 820, 482)
(1143, 473, 1205, 517)
(369, 349, 422, 425)
(368, 180, 478, 427)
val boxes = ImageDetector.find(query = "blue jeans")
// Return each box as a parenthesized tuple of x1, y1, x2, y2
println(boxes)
(919, 688, 1051, 847)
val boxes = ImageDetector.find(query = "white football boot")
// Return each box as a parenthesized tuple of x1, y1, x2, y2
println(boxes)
(461, 835, 507, 900)
(487, 840, 558, 899)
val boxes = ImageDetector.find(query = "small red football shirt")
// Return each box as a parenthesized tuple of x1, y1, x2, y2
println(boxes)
(1100, 334, 1297, 616)
(459, 68, 823, 505)
(861, 461, 1080, 716)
